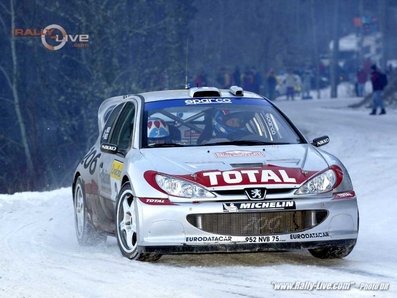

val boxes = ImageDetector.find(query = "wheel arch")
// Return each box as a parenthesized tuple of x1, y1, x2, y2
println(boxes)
(72, 172, 81, 201)
(122, 175, 130, 187)
(121, 174, 139, 198)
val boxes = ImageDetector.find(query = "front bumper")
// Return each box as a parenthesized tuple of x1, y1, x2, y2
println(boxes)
(136, 196, 359, 254)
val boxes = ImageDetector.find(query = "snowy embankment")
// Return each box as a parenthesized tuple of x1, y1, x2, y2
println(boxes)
(0, 97, 396, 297)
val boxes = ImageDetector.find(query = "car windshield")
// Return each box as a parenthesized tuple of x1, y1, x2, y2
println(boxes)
(142, 98, 304, 148)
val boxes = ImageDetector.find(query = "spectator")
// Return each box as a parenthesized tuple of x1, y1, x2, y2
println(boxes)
(266, 69, 277, 100)
(301, 70, 312, 99)
(223, 69, 233, 89)
(252, 67, 262, 93)
(356, 68, 367, 97)
(193, 70, 207, 87)
(386, 63, 394, 75)
(284, 71, 296, 100)
(242, 67, 255, 92)
(216, 67, 233, 89)
(233, 66, 241, 86)
(369, 64, 387, 115)
(216, 67, 226, 88)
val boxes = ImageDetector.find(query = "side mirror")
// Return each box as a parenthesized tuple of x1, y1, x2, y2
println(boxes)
(100, 143, 118, 154)
(311, 136, 330, 147)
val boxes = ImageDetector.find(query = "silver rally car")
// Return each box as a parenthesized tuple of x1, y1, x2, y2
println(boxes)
(72, 86, 359, 261)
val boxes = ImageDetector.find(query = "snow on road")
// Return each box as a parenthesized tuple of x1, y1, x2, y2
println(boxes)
(1, 97, 396, 297)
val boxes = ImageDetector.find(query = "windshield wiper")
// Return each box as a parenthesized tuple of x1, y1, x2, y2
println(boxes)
(147, 143, 185, 148)
(199, 140, 294, 146)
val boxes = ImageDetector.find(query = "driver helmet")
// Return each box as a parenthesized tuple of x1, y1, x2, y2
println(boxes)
(213, 110, 247, 137)
(147, 118, 170, 141)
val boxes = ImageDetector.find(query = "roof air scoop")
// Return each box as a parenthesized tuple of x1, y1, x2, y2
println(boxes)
(229, 86, 244, 96)
(189, 87, 221, 98)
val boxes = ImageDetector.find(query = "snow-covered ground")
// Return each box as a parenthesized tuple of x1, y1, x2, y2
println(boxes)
(0, 97, 396, 297)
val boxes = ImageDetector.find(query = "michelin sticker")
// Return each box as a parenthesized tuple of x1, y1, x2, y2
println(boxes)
(223, 201, 296, 212)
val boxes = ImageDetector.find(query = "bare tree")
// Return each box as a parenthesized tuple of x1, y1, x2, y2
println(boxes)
(0, 0, 34, 185)
(311, 0, 321, 99)
(378, 0, 387, 70)
(330, 0, 340, 98)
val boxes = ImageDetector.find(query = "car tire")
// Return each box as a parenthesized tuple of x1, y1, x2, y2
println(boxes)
(308, 240, 356, 259)
(115, 182, 161, 262)
(73, 176, 106, 245)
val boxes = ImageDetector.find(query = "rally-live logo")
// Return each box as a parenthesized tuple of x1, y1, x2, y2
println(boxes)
(13, 24, 89, 51)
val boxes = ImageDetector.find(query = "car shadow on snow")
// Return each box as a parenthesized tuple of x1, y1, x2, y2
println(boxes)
(158, 251, 390, 279)
(102, 236, 387, 278)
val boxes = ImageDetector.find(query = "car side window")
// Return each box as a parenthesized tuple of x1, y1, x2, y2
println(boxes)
(109, 102, 136, 151)
(101, 103, 124, 143)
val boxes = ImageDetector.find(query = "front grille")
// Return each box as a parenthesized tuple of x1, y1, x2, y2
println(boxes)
(187, 210, 327, 236)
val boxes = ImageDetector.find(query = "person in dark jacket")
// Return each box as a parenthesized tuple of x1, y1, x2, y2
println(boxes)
(266, 69, 277, 100)
(370, 64, 387, 115)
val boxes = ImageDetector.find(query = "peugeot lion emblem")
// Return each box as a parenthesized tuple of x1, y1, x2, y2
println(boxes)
(245, 188, 267, 200)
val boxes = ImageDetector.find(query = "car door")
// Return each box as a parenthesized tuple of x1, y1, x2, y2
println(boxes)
(83, 102, 123, 232)
(99, 101, 136, 204)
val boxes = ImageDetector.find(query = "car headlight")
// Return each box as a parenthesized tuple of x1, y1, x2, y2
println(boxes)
(155, 174, 215, 198)
(295, 169, 338, 195)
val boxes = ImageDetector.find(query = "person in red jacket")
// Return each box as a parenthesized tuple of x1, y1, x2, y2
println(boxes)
(370, 64, 387, 115)
(356, 68, 367, 97)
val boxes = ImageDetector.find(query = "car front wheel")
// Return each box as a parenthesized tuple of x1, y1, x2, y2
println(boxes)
(115, 182, 161, 261)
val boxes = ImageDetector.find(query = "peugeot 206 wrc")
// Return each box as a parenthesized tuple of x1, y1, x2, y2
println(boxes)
(72, 86, 359, 261)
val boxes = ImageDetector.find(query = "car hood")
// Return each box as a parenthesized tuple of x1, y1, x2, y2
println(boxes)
(139, 145, 329, 187)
